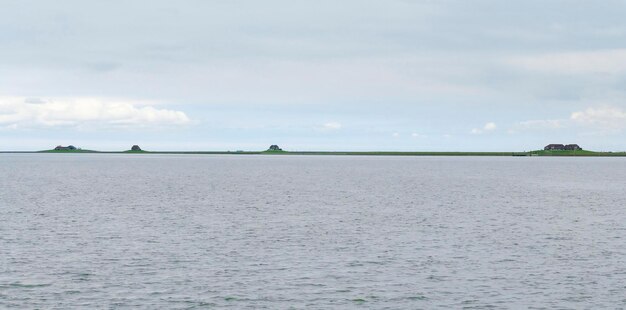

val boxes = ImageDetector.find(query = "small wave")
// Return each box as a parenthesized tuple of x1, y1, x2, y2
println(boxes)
(0, 282, 52, 289)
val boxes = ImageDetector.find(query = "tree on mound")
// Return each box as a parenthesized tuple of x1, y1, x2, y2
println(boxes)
(267, 145, 282, 151)
(131, 145, 142, 151)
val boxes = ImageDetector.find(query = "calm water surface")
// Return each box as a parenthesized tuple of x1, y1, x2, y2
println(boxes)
(1, 154, 626, 309)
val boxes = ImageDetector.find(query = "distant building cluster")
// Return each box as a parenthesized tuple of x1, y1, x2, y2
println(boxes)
(54, 145, 77, 151)
(544, 144, 582, 151)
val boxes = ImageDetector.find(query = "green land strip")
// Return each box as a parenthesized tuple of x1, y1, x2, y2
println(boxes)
(529, 150, 626, 156)
(0, 149, 623, 156)
(38, 149, 99, 153)
(263, 150, 626, 156)
(268, 151, 527, 156)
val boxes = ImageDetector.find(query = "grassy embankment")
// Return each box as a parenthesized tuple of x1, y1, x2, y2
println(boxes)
(263, 151, 527, 156)
(39, 149, 98, 153)
(26, 148, 626, 156)
(35, 149, 263, 155)
(529, 150, 626, 156)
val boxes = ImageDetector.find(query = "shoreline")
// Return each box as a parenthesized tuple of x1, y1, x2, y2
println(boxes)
(2, 150, 626, 157)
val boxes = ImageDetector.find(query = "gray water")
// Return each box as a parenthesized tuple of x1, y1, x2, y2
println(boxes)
(1, 154, 626, 309)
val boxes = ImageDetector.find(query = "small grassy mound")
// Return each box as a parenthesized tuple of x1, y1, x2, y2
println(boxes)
(39, 149, 98, 153)
(262, 149, 288, 154)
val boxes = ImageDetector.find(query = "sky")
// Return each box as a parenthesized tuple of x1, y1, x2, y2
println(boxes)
(2, 0, 626, 151)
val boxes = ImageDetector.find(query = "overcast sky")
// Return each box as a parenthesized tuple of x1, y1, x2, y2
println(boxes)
(2, 0, 626, 151)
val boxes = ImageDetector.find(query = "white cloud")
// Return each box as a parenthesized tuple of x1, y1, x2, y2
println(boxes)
(392, 132, 400, 137)
(508, 49, 626, 74)
(411, 132, 420, 138)
(471, 122, 496, 134)
(0, 123, 19, 131)
(570, 106, 626, 130)
(510, 106, 626, 134)
(321, 121, 342, 130)
(509, 119, 565, 133)
(484, 122, 496, 131)
(517, 119, 564, 129)
(0, 97, 190, 129)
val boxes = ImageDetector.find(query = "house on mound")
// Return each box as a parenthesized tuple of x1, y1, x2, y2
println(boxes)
(544, 144, 582, 151)
(564, 144, 582, 150)
(54, 145, 78, 151)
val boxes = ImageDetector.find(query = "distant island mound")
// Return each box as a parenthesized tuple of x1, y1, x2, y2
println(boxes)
(529, 143, 597, 156)
(40, 145, 96, 153)
(124, 145, 147, 153)
(263, 145, 286, 153)
(55, 145, 78, 151)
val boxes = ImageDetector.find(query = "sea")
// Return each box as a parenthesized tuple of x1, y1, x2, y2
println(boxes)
(1, 154, 626, 309)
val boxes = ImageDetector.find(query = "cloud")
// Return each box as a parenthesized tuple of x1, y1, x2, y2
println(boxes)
(484, 122, 497, 131)
(0, 123, 18, 131)
(508, 49, 626, 74)
(510, 106, 626, 134)
(509, 119, 565, 133)
(570, 106, 626, 130)
(411, 132, 420, 138)
(392, 132, 400, 137)
(0, 97, 190, 129)
(321, 121, 342, 130)
(471, 122, 496, 134)
(24, 97, 46, 104)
